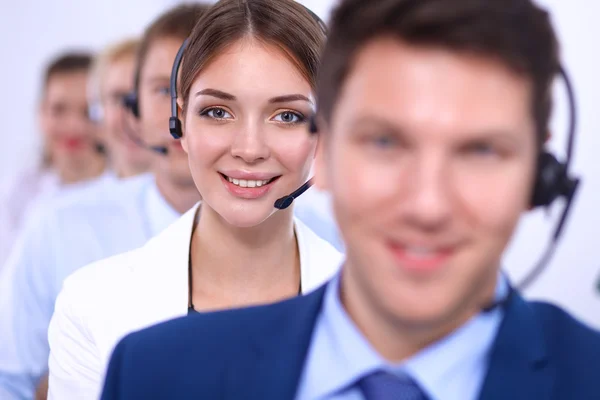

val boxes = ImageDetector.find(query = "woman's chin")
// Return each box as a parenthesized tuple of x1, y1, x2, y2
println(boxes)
(218, 207, 277, 229)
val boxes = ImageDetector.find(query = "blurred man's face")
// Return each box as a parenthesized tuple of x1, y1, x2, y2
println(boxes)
(101, 54, 151, 177)
(40, 71, 100, 170)
(138, 36, 193, 187)
(316, 37, 537, 332)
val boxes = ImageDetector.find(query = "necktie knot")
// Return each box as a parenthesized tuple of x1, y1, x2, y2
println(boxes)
(357, 370, 429, 400)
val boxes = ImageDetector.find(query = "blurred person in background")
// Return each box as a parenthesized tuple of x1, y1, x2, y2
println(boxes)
(0, 5, 208, 400)
(0, 52, 105, 268)
(6, 37, 150, 400)
(89, 37, 152, 178)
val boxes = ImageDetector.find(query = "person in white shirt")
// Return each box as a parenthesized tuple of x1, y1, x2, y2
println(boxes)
(47, 2, 342, 398)
(0, 6, 206, 399)
(0, 52, 106, 269)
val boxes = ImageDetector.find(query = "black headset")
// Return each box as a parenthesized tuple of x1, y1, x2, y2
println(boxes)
(167, 3, 327, 210)
(123, 70, 141, 119)
(516, 65, 580, 289)
(481, 65, 581, 297)
(122, 48, 170, 155)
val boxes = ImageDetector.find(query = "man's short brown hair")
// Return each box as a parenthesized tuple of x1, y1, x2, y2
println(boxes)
(43, 52, 93, 91)
(317, 0, 560, 149)
(135, 3, 211, 87)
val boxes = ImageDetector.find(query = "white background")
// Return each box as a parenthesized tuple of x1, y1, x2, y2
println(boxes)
(0, 0, 597, 327)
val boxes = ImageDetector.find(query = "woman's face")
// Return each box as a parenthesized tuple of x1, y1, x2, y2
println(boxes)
(182, 38, 317, 227)
(40, 71, 99, 169)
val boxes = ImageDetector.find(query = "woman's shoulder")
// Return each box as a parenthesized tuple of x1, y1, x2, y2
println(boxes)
(61, 247, 143, 301)
(58, 208, 196, 317)
(294, 217, 343, 259)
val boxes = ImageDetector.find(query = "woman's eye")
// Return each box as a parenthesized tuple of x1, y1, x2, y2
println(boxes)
(200, 107, 233, 120)
(272, 111, 305, 124)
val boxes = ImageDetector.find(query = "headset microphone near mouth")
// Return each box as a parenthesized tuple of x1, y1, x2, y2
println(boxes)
(167, 5, 327, 211)
(119, 99, 170, 156)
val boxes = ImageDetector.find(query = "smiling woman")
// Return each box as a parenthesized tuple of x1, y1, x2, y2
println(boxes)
(46, 1, 342, 399)
(181, 37, 317, 228)
(174, 0, 335, 312)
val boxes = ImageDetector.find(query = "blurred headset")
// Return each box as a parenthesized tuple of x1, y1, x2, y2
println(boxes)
(481, 65, 580, 305)
(516, 65, 580, 289)
(122, 49, 170, 155)
(123, 68, 142, 119)
(167, 3, 327, 210)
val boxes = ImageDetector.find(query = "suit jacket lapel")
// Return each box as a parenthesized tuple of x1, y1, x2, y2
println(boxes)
(479, 292, 555, 400)
(224, 284, 328, 400)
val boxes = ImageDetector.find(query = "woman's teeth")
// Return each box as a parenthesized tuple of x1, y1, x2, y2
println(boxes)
(227, 177, 271, 188)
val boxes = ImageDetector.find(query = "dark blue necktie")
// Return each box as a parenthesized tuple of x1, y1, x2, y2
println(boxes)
(357, 370, 430, 400)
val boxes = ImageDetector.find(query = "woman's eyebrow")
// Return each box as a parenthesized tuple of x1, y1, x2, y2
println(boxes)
(269, 94, 312, 104)
(195, 88, 236, 101)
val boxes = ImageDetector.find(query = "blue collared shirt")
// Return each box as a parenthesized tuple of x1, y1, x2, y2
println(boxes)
(296, 271, 508, 400)
(0, 173, 180, 400)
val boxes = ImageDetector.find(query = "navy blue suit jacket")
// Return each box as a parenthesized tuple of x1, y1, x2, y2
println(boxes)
(101, 284, 600, 399)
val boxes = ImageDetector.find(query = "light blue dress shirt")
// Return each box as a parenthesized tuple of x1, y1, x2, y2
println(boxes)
(0, 173, 180, 400)
(295, 272, 509, 400)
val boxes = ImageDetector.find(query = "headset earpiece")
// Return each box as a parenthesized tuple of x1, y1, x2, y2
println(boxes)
(123, 92, 140, 119)
(169, 116, 183, 139)
(309, 115, 318, 134)
(530, 66, 579, 210)
(531, 151, 567, 207)
(169, 39, 189, 140)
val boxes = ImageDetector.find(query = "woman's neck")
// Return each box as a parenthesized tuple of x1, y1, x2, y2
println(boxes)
(190, 205, 300, 311)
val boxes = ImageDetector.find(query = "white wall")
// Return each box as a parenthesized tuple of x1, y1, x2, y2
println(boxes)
(0, 0, 181, 181)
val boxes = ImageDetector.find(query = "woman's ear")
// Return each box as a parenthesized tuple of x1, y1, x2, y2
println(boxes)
(177, 100, 189, 153)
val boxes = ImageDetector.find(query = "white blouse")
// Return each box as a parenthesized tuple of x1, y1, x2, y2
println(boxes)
(47, 203, 344, 400)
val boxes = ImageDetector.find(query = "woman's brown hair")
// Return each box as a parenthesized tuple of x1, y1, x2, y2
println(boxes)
(178, 0, 326, 115)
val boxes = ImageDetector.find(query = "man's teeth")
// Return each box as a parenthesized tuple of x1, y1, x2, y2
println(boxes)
(227, 177, 271, 188)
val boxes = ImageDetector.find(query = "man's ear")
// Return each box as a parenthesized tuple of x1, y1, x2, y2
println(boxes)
(313, 116, 330, 191)
(545, 130, 552, 144)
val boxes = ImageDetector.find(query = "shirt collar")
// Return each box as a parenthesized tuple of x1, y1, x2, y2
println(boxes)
(304, 271, 508, 400)
(143, 177, 181, 236)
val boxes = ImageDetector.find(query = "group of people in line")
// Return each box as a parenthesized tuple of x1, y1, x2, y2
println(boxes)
(0, 0, 599, 399)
